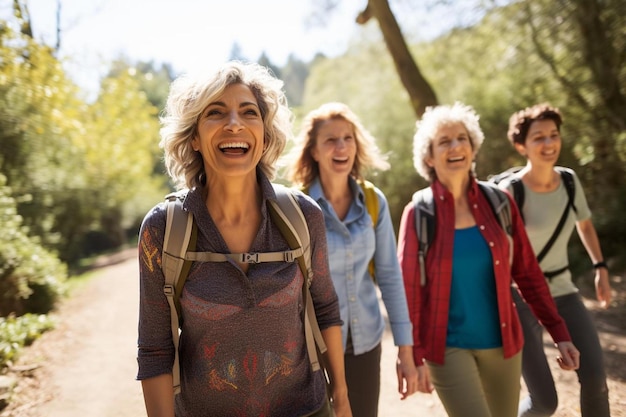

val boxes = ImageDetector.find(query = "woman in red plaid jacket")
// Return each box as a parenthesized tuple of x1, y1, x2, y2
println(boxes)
(397, 102, 579, 417)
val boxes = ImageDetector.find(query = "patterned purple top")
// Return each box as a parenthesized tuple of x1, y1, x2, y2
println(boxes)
(137, 172, 341, 417)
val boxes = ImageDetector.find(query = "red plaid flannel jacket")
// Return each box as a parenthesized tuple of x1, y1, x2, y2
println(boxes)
(397, 178, 571, 365)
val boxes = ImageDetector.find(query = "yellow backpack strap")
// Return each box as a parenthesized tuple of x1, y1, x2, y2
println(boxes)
(358, 179, 379, 282)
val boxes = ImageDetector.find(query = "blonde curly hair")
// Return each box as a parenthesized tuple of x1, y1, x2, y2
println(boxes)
(160, 61, 293, 190)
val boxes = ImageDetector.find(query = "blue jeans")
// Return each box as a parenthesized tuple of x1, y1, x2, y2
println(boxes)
(512, 289, 610, 417)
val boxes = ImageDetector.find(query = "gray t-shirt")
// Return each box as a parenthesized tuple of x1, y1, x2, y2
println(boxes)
(500, 167, 591, 297)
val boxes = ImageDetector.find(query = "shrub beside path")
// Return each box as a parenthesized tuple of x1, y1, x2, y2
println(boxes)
(1, 251, 624, 416)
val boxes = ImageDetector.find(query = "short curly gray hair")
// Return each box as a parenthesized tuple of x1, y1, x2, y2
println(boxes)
(160, 61, 293, 190)
(413, 102, 484, 182)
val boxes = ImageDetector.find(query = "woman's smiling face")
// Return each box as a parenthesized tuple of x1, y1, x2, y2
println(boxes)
(192, 83, 265, 179)
(311, 118, 357, 180)
(426, 122, 475, 181)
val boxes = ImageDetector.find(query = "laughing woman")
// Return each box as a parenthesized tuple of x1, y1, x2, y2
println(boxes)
(287, 102, 417, 417)
(136, 62, 351, 417)
(499, 103, 611, 417)
(397, 102, 579, 417)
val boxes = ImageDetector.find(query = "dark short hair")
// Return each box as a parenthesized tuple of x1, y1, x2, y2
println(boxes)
(507, 103, 563, 145)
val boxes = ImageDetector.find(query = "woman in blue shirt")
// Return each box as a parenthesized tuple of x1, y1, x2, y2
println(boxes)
(286, 102, 417, 416)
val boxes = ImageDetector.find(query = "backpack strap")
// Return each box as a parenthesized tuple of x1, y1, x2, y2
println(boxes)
(509, 177, 525, 221)
(358, 179, 379, 282)
(413, 183, 515, 287)
(510, 168, 577, 279)
(302, 180, 379, 283)
(478, 182, 514, 267)
(556, 167, 577, 214)
(268, 185, 328, 380)
(161, 190, 196, 395)
(161, 186, 327, 395)
(185, 248, 304, 263)
(534, 169, 577, 270)
(412, 187, 435, 287)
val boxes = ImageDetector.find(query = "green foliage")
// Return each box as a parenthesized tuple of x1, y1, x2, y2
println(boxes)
(297, 41, 422, 227)
(0, 174, 67, 316)
(0, 26, 169, 264)
(107, 58, 177, 112)
(0, 314, 55, 369)
(0, 27, 86, 249)
(297, 0, 625, 262)
(76, 72, 165, 251)
(280, 55, 310, 107)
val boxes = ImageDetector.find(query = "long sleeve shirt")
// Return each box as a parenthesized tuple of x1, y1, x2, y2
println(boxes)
(136, 172, 341, 417)
(397, 178, 571, 365)
(307, 177, 413, 355)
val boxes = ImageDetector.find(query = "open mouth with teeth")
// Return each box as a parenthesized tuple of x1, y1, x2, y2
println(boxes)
(332, 156, 349, 165)
(219, 142, 250, 155)
(447, 156, 465, 163)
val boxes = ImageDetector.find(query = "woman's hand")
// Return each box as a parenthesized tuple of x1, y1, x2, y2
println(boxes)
(416, 363, 434, 394)
(555, 341, 580, 371)
(331, 389, 352, 417)
(396, 346, 418, 399)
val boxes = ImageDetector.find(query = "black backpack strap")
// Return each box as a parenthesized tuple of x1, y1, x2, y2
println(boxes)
(536, 202, 571, 264)
(509, 177, 525, 222)
(556, 168, 577, 214)
(412, 187, 435, 287)
(536, 169, 577, 276)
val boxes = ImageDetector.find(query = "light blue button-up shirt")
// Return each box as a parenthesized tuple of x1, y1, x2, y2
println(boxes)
(308, 177, 413, 355)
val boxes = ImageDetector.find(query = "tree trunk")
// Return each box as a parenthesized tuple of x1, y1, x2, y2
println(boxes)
(357, 0, 438, 117)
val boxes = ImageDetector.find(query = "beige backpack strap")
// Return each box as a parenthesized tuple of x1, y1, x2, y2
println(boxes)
(185, 249, 303, 263)
(162, 192, 193, 395)
(268, 185, 328, 373)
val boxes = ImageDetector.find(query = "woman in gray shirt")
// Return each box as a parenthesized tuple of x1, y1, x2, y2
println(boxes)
(499, 103, 611, 417)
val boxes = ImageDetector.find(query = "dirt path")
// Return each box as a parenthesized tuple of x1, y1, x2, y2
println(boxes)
(1, 252, 624, 416)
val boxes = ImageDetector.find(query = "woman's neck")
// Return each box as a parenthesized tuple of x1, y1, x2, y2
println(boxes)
(204, 175, 261, 225)
(520, 163, 558, 192)
(318, 174, 352, 220)
(440, 174, 470, 202)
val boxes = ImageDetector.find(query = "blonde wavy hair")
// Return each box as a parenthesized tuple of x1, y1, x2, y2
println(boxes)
(286, 102, 389, 188)
(412, 102, 485, 182)
(160, 61, 293, 190)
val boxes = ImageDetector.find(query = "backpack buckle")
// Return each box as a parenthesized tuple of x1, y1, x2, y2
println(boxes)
(242, 253, 259, 263)
(284, 251, 295, 263)
(163, 284, 175, 296)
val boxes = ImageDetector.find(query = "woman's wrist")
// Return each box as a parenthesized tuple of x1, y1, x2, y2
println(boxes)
(592, 261, 608, 270)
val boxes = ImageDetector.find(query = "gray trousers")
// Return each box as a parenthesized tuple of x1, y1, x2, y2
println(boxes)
(513, 289, 610, 417)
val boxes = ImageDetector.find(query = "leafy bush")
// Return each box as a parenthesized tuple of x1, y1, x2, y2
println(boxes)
(0, 314, 55, 369)
(0, 175, 67, 316)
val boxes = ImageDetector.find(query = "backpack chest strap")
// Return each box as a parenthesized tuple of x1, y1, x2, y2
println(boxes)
(183, 247, 304, 263)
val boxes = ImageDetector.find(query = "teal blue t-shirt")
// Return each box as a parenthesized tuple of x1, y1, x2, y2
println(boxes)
(447, 226, 502, 349)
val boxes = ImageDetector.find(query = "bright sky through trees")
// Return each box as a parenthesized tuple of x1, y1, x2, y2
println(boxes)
(3, 0, 363, 92)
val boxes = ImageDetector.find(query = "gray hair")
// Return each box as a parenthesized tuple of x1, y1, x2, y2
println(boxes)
(413, 102, 484, 182)
(160, 61, 293, 189)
